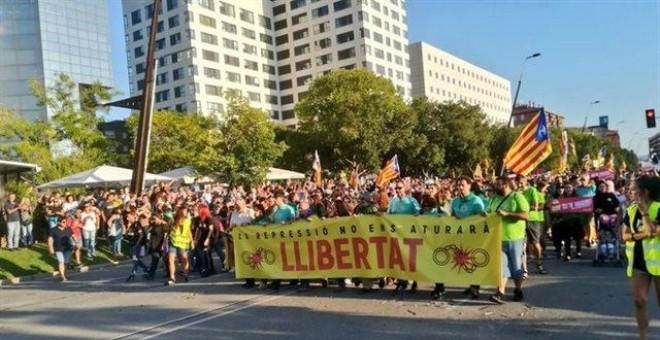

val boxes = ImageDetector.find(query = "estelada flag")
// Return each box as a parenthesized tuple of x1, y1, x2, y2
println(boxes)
(312, 150, 322, 186)
(375, 155, 400, 187)
(504, 109, 552, 175)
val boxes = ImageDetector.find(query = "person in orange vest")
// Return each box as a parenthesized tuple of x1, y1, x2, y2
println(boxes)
(622, 175, 660, 340)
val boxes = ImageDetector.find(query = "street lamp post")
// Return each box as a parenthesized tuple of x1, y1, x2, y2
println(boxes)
(506, 52, 541, 128)
(581, 100, 601, 133)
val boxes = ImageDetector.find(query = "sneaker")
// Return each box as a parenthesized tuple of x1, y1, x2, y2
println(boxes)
(242, 282, 255, 289)
(536, 264, 547, 275)
(183, 275, 189, 283)
(257, 282, 267, 290)
(165, 279, 175, 286)
(490, 292, 505, 305)
(125, 274, 135, 282)
(513, 288, 524, 302)
(575, 252, 582, 259)
(431, 289, 445, 300)
(229, 268, 235, 273)
(410, 281, 418, 294)
(390, 284, 405, 295)
(466, 286, 480, 299)
(564, 255, 571, 262)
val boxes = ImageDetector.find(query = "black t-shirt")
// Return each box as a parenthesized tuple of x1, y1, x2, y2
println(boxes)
(148, 223, 166, 253)
(127, 223, 146, 247)
(194, 217, 211, 247)
(50, 227, 73, 252)
(625, 209, 660, 273)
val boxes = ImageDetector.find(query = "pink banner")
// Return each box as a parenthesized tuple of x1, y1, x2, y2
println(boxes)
(549, 197, 593, 214)
(588, 168, 614, 180)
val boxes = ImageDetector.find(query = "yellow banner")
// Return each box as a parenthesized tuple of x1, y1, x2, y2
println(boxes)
(233, 214, 502, 287)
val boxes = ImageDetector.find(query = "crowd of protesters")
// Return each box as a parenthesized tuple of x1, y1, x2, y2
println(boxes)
(1, 169, 657, 322)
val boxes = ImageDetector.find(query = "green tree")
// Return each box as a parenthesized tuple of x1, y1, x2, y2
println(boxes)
(216, 92, 287, 186)
(126, 110, 221, 174)
(295, 69, 412, 171)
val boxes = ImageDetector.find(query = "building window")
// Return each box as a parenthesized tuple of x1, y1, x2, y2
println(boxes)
(198, 0, 214, 11)
(155, 90, 169, 102)
(248, 92, 261, 102)
(226, 72, 241, 83)
(259, 15, 272, 29)
(276, 34, 289, 46)
(172, 67, 185, 80)
(291, 0, 306, 10)
(273, 4, 286, 16)
(278, 64, 292, 75)
(316, 53, 332, 66)
(222, 22, 237, 34)
(264, 80, 277, 90)
(245, 76, 259, 86)
(281, 94, 294, 105)
(201, 32, 218, 45)
(245, 60, 259, 71)
(174, 85, 186, 98)
(335, 14, 353, 28)
(373, 32, 383, 43)
(223, 38, 238, 50)
(274, 19, 287, 31)
(279, 79, 293, 90)
(169, 32, 181, 46)
(260, 33, 273, 45)
(166, 0, 179, 11)
(262, 64, 276, 75)
(372, 16, 382, 27)
(312, 5, 329, 18)
(313, 21, 330, 35)
(168, 15, 180, 28)
(266, 95, 278, 105)
(336, 31, 354, 44)
(293, 28, 309, 40)
(133, 30, 143, 41)
(204, 67, 221, 79)
(334, 0, 352, 11)
(282, 110, 295, 120)
(297, 75, 313, 86)
(240, 9, 255, 23)
(358, 10, 369, 22)
(294, 43, 310, 56)
(337, 47, 356, 61)
(134, 46, 145, 58)
(243, 44, 257, 55)
(242, 28, 256, 39)
(207, 102, 224, 113)
(295, 59, 312, 71)
(374, 48, 384, 59)
(315, 37, 331, 50)
(292, 13, 308, 25)
(202, 50, 219, 62)
(261, 48, 274, 60)
(205, 85, 222, 96)
(131, 9, 141, 25)
(224, 55, 240, 67)
(219, 1, 235, 17)
(276, 49, 290, 60)
(199, 14, 216, 28)
(156, 38, 165, 50)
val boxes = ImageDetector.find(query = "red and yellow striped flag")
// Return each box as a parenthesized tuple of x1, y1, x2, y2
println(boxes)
(375, 155, 400, 187)
(312, 150, 322, 186)
(504, 109, 553, 175)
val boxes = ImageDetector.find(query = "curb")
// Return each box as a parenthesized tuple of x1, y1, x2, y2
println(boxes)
(0, 259, 132, 286)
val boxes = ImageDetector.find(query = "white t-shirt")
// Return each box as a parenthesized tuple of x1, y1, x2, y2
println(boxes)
(229, 209, 254, 227)
(81, 211, 97, 231)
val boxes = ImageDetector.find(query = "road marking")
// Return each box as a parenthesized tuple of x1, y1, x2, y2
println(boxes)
(112, 289, 295, 340)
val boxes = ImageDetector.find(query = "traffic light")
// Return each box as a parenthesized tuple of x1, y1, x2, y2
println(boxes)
(646, 109, 656, 128)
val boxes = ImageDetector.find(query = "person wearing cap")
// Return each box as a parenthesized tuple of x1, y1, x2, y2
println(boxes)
(488, 177, 530, 304)
(48, 218, 74, 282)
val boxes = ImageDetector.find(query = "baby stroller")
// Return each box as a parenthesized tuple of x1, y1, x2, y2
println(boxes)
(592, 213, 625, 267)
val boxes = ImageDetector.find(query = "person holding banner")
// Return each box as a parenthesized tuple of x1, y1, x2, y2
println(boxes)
(488, 177, 530, 304)
(441, 177, 487, 300)
(267, 190, 297, 290)
(389, 182, 421, 294)
(622, 176, 660, 340)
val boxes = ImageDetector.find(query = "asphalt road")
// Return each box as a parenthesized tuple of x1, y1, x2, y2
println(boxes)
(0, 248, 658, 340)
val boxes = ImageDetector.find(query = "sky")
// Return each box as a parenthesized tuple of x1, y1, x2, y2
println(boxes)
(106, 0, 660, 156)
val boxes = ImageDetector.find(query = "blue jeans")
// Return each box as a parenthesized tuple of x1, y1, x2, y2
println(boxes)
(6, 221, 21, 249)
(82, 229, 97, 257)
(21, 223, 33, 246)
(212, 238, 226, 271)
(502, 239, 525, 280)
(110, 235, 123, 255)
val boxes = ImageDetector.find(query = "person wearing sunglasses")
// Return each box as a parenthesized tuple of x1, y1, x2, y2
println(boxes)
(388, 182, 421, 294)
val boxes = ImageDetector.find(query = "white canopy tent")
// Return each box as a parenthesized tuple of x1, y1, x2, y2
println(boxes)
(37, 165, 171, 189)
(267, 167, 306, 181)
(158, 166, 196, 183)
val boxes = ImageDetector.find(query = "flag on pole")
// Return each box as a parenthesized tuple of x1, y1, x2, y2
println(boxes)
(312, 150, 322, 186)
(375, 155, 400, 187)
(582, 154, 592, 170)
(606, 153, 615, 171)
(595, 146, 608, 167)
(503, 109, 553, 175)
(473, 163, 483, 178)
(558, 130, 569, 172)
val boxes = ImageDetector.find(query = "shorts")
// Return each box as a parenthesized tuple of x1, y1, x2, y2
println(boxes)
(56, 251, 72, 265)
(502, 239, 525, 280)
(168, 244, 189, 257)
(526, 221, 543, 244)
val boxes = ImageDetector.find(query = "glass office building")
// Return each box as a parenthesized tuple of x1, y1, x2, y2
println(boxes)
(0, 0, 113, 122)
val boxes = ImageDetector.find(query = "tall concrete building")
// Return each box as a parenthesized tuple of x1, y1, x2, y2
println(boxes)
(409, 41, 512, 124)
(0, 0, 113, 122)
(122, 0, 411, 124)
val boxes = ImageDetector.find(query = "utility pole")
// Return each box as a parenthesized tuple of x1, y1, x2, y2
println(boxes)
(130, 0, 161, 195)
